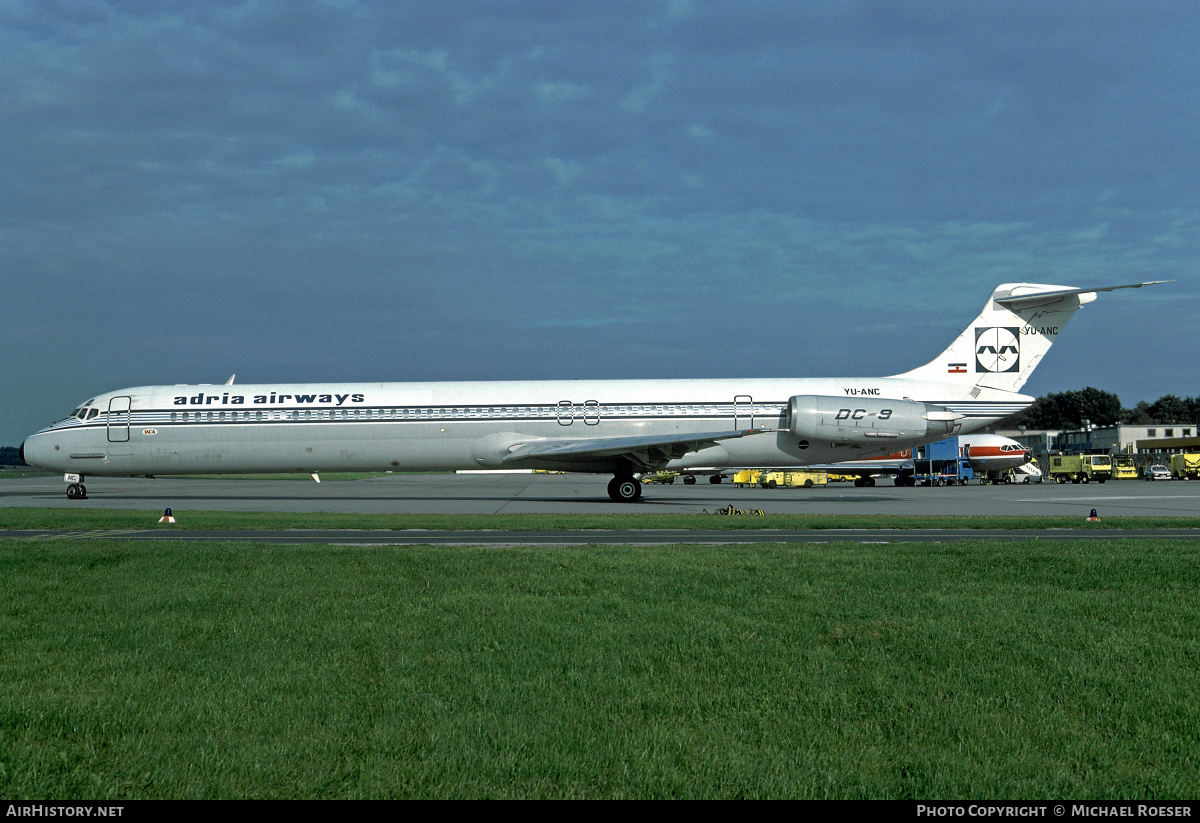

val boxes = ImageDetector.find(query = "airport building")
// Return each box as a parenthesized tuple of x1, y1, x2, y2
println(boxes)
(998, 423, 1199, 459)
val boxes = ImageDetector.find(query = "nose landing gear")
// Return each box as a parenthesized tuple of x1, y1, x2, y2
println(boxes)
(66, 478, 88, 500)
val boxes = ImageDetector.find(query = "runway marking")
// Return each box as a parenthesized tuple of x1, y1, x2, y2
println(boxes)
(26, 529, 147, 540)
(1015, 495, 1190, 502)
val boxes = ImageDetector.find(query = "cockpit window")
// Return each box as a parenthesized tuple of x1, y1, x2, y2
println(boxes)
(87, 408, 100, 420)
(72, 400, 98, 420)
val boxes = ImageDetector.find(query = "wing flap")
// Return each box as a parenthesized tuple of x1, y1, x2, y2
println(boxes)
(500, 429, 764, 470)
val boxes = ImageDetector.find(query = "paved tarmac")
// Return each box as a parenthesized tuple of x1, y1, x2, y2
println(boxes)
(2, 471, 1198, 518)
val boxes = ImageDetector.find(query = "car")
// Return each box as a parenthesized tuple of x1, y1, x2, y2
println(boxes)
(1144, 465, 1171, 481)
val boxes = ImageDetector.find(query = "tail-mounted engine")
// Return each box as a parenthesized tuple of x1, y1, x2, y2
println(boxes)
(786, 395, 961, 444)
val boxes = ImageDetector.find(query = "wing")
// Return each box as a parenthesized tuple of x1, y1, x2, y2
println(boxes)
(500, 429, 764, 472)
(803, 461, 909, 477)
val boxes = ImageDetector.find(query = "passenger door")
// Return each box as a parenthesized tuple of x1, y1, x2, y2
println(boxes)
(107, 396, 131, 442)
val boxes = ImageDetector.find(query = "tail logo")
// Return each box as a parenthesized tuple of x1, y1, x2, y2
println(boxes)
(975, 327, 1020, 373)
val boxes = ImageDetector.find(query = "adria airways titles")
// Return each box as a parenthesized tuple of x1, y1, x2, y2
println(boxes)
(21, 282, 1163, 501)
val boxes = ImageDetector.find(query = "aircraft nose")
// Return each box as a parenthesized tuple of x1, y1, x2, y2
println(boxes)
(20, 434, 48, 470)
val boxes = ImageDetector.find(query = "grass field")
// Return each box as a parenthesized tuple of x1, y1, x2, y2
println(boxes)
(4, 505, 1200, 532)
(2, 535, 1198, 798)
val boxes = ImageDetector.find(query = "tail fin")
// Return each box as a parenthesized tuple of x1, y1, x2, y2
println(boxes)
(894, 281, 1166, 394)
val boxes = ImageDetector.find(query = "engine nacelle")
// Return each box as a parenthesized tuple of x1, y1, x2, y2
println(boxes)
(787, 395, 960, 444)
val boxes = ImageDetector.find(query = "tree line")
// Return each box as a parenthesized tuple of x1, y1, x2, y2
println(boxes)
(1002, 388, 1200, 431)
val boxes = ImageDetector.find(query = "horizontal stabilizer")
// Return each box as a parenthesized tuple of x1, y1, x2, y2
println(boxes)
(994, 281, 1170, 310)
(894, 279, 1168, 394)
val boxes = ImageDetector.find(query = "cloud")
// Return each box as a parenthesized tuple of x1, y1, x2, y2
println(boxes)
(543, 157, 583, 187)
(2, 1, 1198, 443)
(534, 81, 589, 107)
(621, 52, 676, 114)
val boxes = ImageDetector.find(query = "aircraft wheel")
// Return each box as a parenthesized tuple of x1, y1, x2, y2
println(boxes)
(683, 475, 696, 485)
(608, 476, 642, 503)
(709, 475, 721, 484)
(66, 483, 87, 500)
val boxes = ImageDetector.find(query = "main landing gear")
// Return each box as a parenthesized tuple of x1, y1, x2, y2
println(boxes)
(607, 475, 642, 503)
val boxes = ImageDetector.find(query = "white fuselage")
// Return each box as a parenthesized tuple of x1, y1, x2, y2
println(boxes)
(23, 280, 1162, 501)
(22, 376, 1028, 478)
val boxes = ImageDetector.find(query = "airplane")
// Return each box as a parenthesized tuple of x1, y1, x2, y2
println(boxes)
(772, 432, 1036, 487)
(670, 433, 1033, 486)
(20, 281, 1163, 502)
(959, 433, 1037, 483)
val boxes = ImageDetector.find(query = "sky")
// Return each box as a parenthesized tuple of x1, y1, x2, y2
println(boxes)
(3, 0, 1198, 445)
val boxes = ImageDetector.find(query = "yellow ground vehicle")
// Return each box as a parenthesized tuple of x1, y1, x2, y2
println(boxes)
(733, 469, 828, 488)
(777, 470, 827, 487)
(641, 471, 680, 484)
(1169, 453, 1200, 480)
(1111, 457, 1139, 480)
(1047, 454, 1112, 484)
